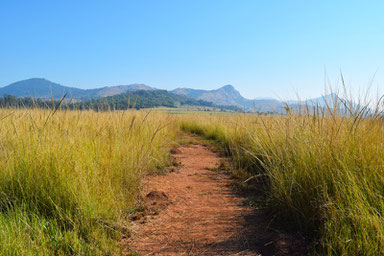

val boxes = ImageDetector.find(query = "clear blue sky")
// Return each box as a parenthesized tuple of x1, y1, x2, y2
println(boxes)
(0, 1, 383, 99)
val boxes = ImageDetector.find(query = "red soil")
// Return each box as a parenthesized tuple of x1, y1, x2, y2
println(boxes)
(124, 142, 306, 255)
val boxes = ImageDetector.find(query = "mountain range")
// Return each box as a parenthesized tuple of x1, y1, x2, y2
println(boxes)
(0, 78, 345, 112)
(0, 78, 154, 99)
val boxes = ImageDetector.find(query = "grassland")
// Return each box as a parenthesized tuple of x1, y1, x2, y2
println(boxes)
(0, 109, 178, 255)
(181, 99, 384, 255)
(2, 96, 384, 255)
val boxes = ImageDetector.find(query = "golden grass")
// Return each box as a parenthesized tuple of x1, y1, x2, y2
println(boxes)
(0, 108, 178, 255)
(4, 95, 384, 255)
(181, 101, 384, 255)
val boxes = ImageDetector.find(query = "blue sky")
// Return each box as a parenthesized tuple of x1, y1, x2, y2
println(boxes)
(0, 1, 383, 99)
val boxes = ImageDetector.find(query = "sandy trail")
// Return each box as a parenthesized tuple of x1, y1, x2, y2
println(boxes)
(125, 142, 305, 256)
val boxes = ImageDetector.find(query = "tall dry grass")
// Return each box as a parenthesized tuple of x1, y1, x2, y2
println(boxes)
(181, 95, 384, 255)
(0, 108, 178, 255)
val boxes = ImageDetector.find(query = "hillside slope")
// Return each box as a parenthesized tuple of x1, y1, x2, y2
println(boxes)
(0, 78, 155, 99)
(172, 85, 282, 111)
(75, 90, 241, 111)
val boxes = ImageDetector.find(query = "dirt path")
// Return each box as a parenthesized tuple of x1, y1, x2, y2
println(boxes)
(124, 141, 306, 255)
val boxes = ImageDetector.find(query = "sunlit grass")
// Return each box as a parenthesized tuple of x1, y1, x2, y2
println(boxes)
(0, 108, 178, 255)
(181, 95, 384, 255)
(4, 92, 384, 255)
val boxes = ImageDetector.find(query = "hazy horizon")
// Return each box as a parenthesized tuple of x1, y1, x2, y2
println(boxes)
(1, 1, 383, 100)
(0, 77, 346, 102)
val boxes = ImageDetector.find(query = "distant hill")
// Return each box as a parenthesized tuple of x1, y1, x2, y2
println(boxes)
(75, 90, 242, 111)
(172, 85, 283, 112)
(0, 78, 241, 111)
(0, 89, 241, 111)
(287, 93, 340, 106)
(0, 78, 354, 113)
(286, 93, 362, 115)
(82, 84, 154, 98)
(171, 85, 357, 113)
(0, 78, 155, 99)
(0, 78, 84, 99)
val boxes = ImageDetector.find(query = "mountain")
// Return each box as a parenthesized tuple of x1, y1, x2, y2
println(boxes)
(171, 85, 357, 114)
(76, 90, 241, 111)
(0, 78, 155, 99)
(172, 85, 282, 112)
(83, 84, 154, 98)
(0, 90, 241, 111)
(1, 78, 354, 114)
(172, 85, 243, 106)
(0, 78, 241, 111)
(290, 93, 363, 115)
(0, 78, 84, 99)
(286, 93, 339, 106)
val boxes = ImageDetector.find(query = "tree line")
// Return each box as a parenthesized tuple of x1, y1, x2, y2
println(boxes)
(0, 90, 242, 111)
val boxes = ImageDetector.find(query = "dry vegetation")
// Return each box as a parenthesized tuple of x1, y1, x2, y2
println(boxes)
(181, 95, 384, 255)
(0, 109, 178, 255)
(2, 93, 384, 255)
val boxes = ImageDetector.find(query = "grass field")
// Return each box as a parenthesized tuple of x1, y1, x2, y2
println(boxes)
(0, 109, 178, 255)
(181, 98, 384, 255)
(2, 96, 384, 255)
